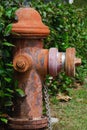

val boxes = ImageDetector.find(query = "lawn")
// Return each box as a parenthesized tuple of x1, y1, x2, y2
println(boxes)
(51, 82, 87, 130)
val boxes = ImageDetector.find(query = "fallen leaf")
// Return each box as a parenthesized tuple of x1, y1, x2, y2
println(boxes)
(57, 93, 72, 102)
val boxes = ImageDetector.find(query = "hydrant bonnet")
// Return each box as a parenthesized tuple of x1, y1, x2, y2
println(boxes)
(12, 8, 50, 37)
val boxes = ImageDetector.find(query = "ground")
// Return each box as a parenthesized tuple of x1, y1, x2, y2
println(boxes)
(51, 82, 87, 130)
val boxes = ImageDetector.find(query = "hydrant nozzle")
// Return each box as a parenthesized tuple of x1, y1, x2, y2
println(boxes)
(48, 47, 81, 77)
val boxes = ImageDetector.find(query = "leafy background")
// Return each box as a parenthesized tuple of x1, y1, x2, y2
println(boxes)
(0, 0, 87, 126)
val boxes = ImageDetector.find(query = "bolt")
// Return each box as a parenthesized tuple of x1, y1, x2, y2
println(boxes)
(16, 60, 25, 69)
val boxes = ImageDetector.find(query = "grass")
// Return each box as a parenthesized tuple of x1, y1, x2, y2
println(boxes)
(51, 84, 87, 130)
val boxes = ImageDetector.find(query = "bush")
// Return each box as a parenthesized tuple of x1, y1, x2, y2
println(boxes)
(74, 0, 87, 8)
(0, 0, 87, 124)
(0, 0, 24, 125)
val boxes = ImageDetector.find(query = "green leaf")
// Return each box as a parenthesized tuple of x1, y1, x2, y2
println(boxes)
(0, 118, 8, 124)
(0, 22, 4, 32)
(4, 93, 13, 97)
(6, 88, 14, 93)
(0, 6, 4, 17)
(0, 70, 5, 75)
(5, 7, 17, 18)
(4, 24, 12, 36)
(16, 89, 25, 97)
(3, 49, 10, 57)
(0, 90, 5, 97)
(4, 78, 11, 83)
(4, 101, 13, 107)
(6, 63, 13, 67)
(5, 9, 12, 18)
(3, 42, 15, 47)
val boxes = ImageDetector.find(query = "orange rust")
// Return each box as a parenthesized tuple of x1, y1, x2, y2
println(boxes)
(16, 60, 25, 69)
(8, 116, 48, 129)
(13, 53, 33, 72)
(12, 8, 50, 38)
(34, 49, 49, 78)
(65, 48, 75, 77)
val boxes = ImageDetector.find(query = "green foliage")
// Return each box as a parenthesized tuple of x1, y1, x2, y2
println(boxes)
(15, 89, 26, 97)
(46, 73, 73, 95)
(74, 0, 87, 8)
(0, 0, 87, 124)
(0, 0, 25, 124)
(0, 117, 8, 124)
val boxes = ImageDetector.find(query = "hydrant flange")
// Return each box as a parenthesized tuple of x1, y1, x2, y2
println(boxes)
(8, 117, 48, 130)
(65, 48, 81, 77)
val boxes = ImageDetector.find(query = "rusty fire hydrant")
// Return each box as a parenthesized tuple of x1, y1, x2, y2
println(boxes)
(8, 7, 81, 130)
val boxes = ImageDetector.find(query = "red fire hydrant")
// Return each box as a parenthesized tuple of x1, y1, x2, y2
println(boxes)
(8, 7, 81, 130)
